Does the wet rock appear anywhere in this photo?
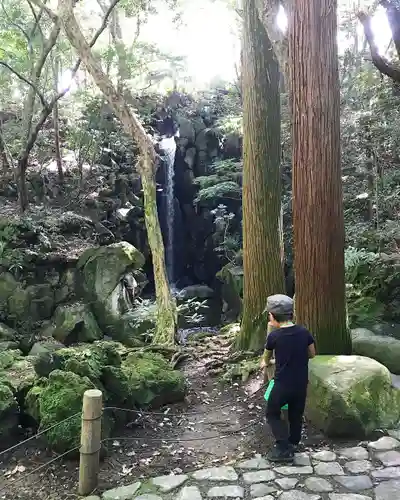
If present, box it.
[314,462,344,476]
[334,475,373,491]
[339,447,369,460]
[368,436,400,451]
[375,480,400,500]
[242,470,276,484]
[376,450,400,466]
[312,450,337,462]
[345,460,373,474]
[305,477,334,493]
[207,485,244,498]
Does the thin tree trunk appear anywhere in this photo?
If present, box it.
[58,0,177,344]
[52,55,64,186]
[289,0,351,354]
[237,0,285,352]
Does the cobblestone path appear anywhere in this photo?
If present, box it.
[87,434,400,500]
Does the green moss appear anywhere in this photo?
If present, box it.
[103,352,185,408]
[0,349,21,370]
[26,370,93,452]
[307,355,400,438]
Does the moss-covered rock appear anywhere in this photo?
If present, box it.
[7,283,55,323]
[352,328,400,375]
[0,322,18,342]
[29,338,64,357]
[33,341,125,381]
[51,303,103,344]
[120,301,157,343]
[0,381,18,436]
[26,370,94,452]
[216,263,243,320]
[307,355,400,438]
[103,352,185,408]
[77,242,145,342]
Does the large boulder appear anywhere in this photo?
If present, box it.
[307,355,400,438]
[77,242,146,342]
[25,370,97,452]
[216,264,243,320]
[352,328,400,375]
[51,302,103,345]
[103,351,186,408]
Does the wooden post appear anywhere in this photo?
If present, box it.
[78,389,102,496]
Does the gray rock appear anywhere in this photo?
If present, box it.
[237,456,270,470]
[329,495,372,500]
[252,496,274,500]
[207,485,244,498]
[176,486,202,500]
[151,474,188,492]
[305,477,333,493]
[345,460,373,474]
[388,429,400,440]
[375,480,400,500]
[250,484,277,497]
[372,467,400,479]
[135,496,162,500]
[339,447,369,460]
[102,482,141,500]
[280,492,321,500]
[243,470,276,484]
[315,462,344,476]
[312,450,337,462]
[368,436,400,451]
[102,481,142,500]
[295,452,312,466]
[376,450,400,466]
[275,477,299,490]
[192,466,238,482]
[83,497,100,500]
[334,475,373,491]
[274,466,313,475]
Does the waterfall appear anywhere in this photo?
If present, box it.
[159,135,177,286]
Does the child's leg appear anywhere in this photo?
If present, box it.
[266,382,290,447]
[287,387,307,446]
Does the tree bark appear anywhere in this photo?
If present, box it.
[58,0,177,344]
[52,55,64,186]
[237,0,285,352]
[289,0,351,354]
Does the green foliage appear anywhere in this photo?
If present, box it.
[345,248,400,326]
[194,159,241,204]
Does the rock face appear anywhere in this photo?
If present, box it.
[307,355,400,437]
[77,242,146,342]
[352,328,400,375]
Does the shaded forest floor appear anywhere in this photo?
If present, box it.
[0,357,329,500]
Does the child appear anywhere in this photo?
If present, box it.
[260,294,316,462]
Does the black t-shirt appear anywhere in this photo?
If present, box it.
[265,325,315,388]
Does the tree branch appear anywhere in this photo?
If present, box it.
[57,0,156,164]
[20,0,124,162]
[0,61,48,108]
[358,11,400,83]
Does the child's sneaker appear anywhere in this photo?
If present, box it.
[267,444,294,463]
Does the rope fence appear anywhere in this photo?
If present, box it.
[0,385,266,497]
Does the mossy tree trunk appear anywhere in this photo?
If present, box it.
[289,0,351,354]
[58,0,177,345]
[236,0,285,352]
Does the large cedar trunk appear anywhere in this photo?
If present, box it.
[237,0,285,352]
[289,0,351,354]
[59,0,177,344]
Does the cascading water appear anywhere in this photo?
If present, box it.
[159,135,177,286]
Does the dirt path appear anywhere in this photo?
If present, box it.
[0,359,326,500]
